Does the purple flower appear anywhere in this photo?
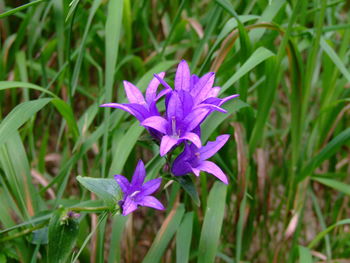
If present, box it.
[171,134,230,184]
[114,160,164,216]
[100,73,170,122]
[141,91,214,156]
[155,60,239,111]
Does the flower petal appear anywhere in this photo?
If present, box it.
[123,81,146,105]
[153,74,172,90]
[218,94,240,106]
[146,72,166,104]
[100,103,149,122]
[181,132,201,148]
[196,161,228,184]
[138,196,165,210]
[178,90,194,117]
[183,107,210,132]
[191,167,201,177]
[122,196,138,216]
[141,178,162,196]
[191,72,215,103]
[131,160,146,187]
[114,174,130,194]
[160,135,178,156]
[171,144,193,176]
[167,91,183,120]
[208,86,221,98]
[175,60,190,91]
[142,116,168,134]
[199,134,230,160]
[195,103,227,113]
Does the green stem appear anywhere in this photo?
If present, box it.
[69,206,111,213]
[0,223,46,243]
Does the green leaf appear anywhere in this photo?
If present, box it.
[0,98,51,147]
[76,176,121,207]
[0,0,46,19]
[202,99,249,142]
[174,175,200,206]
[176,212,193,263]
[220,48,275,94]
[312,177,350,196]
[198,182,227,263]
[299,127,350,181]
[48,209,79,263]
[142,204,185,263]
[0,81,57,97]
[320,37,350,83]
[51,98,80,139]
[298,246,313,263]
[30,227,48,245]
[308,219,350,249]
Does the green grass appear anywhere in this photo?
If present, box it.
[0,0,350,262]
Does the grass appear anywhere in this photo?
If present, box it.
[0,0,350,262]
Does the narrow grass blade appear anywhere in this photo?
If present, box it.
[221,47,275,94]
[299,127,350,181]
[176,212,193,263]
[298,246,313,263]
[0,98,51,147]
[0,0,46,19]
[312,177,350,196]
[142,204,185,263]
[197,182,227,263]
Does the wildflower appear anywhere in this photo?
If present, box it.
[100,72,170,122]
[114,160,164,215]
[141,91,213,156]
[171,134,230,184]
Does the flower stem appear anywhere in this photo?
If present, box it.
[69,206,111,213]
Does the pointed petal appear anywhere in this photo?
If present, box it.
[208,86,221,98]
[195,103,227,113]
[160,135,178,156]
[199,134,230,160]
[138,196,165,210]
[122,196,139,215]
[181,132,201,148]
[191,72,215,103]
[131,160,146,186]
[141,178,162,196]
[218,94,240,106]
[197,161,228,184]
[191,167,201,177]
[167,91,183,120]
[114,174,130,194]
[154,87,172,101]
[171,144,193,176]
[153,74,172,90]
[175,60,191,91]
[100,103,149,121]
[183,107,210,132]
[142,116,168,134]
[123,81,146,105]
[146,72,166,104]
[178,90,194,117]
[190,74,199,90]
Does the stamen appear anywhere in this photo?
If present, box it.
[171,116,177,136]
[195,152,200,159]
[130,190,140,198]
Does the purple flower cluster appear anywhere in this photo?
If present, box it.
[101,60,238,215]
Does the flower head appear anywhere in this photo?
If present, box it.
[171,134,230,184]
[114,160,164,215]
[100,73,170,122]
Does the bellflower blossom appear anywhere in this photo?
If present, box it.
[114,160,164,215]
[171,134,230,184]
[100,72,170,122]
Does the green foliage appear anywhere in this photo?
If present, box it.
[0,0,349,262]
